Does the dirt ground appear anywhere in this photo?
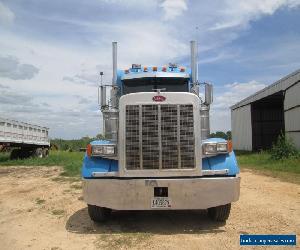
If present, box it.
[0,166,299,250]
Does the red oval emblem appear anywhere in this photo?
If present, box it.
[153,95,166,102]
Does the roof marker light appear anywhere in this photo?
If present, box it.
[169,63,177,68]
[132,64,141,69]
[180,67,185,72]
[153,66,157,71]
[143,67,148,72]
[162,66,167,72]
[124,69,129,74]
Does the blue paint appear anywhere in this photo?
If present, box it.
[81,140,118,178]
[90,139,113,145]
[202,138,240,175]
[117,67,193,95]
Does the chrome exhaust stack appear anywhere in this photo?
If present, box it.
[190,40,198,86]
[98,42,119,142]
[190,40,212,139]
[111,42,118,109]
[112,42,117,85]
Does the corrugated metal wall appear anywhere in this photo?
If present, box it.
[231,105,252,150]
[284,81,300,149]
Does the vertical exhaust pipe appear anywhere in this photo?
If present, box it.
[112,42,117,86]
[191,41,210,139]
[190,41,198,84]
[102,41,119,142]
[111,41,118,109]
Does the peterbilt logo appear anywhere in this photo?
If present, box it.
[152,95,166,102]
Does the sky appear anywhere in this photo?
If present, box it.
[0,0,300,139]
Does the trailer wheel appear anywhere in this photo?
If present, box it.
[42,148,49,158]
[208,203,231,222]
[88,205,111,222]
[34,148,43,158]
[10,149,21,160]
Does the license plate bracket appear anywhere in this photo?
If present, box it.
[151,197,172,208]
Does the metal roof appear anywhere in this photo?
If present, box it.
[231,69,300,110]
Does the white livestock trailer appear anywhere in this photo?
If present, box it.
[0,117,50,159]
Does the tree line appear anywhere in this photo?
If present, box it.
[51,134,104,151]
[209,131,232,140]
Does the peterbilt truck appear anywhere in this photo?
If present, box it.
[82,41,240,222]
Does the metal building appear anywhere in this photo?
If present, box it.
[231,69,300,151]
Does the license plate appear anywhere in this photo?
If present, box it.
[151,197,171,208]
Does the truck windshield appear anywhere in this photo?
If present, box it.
[122,77,189,94]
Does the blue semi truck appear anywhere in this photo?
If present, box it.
[82,41,240,222]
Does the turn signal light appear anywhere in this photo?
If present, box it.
[86,144,92,157]
[227,140,233,153]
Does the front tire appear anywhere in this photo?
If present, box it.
[208,203,231,222]
[88,205,111,222]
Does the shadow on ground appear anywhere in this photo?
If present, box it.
[66,208,226,235]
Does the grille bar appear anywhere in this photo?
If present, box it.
[126,104,194,170]
[177,105,181,168]
[139,105,143,169]
[158,105,162,169]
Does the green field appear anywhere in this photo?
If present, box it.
[0,151,85,176]
[0,150,299,183]
[236,151,300,184]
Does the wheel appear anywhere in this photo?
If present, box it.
[208,203,231,222]
[42,148,49,158]
[33,148,43,158]
[10,149,21,160]
[88,205,111,222]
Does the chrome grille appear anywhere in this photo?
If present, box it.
[125,105,140,169]
[125,104,194,170]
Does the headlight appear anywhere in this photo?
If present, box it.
[202,141,231,156]
[87,144,116,157]
[102,145,115,155]
[217,142,228,153]
[202,143,217,155]
[92,145,103,155]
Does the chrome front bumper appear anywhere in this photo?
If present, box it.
[83,176,240,210]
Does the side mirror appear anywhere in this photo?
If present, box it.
[204,83,213,105]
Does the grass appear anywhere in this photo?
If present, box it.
[0,151,84,176]
[96,233,152,250]
[236,151,300,184]
[51,209,65,216]
[35,198,46,205]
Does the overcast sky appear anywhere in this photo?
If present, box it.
[0,0,300,139]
